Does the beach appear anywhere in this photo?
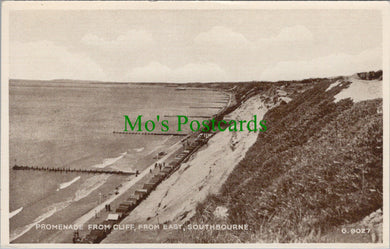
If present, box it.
[9,80,228,243]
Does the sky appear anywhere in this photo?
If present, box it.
[9,9,382,83]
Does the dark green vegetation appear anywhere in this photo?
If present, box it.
[170,75,383,243]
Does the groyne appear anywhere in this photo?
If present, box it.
[112,131,187,136]
[12,165,135,176]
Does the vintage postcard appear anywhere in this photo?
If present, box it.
[1,1,389,248]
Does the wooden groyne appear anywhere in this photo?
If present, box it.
[12,165,135,176]
[113,131,187,136]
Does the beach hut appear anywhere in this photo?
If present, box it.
[127,195,138,202]
[157,172,167,178]
[149,178,159,185]
[169,160,179,166]
[120,201,133,206]
[161,168,170,174]
[135,189,148,199]
[143,183,155,191]
[106,213,120,221]
[118,204,130,211]
[115,207,128,214]
[151,175,162,183]
[162,166,173,173]
[127,199,137,206]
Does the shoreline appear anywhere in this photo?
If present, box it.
[71,88,233,243]
[45,137,186,243]
[10,86,231,244]
[10,132,182,243]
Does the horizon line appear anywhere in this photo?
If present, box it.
[8,69,383,85]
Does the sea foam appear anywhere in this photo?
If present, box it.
[92,152,127,168]
[56,176,81,191]
[10,207,23,219]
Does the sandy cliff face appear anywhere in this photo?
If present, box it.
[104,94,268,243]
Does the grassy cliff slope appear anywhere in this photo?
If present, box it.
[170,73,383,243]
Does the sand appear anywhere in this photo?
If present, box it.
[334,77,382,103]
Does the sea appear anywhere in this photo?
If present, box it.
[9,80,228,243]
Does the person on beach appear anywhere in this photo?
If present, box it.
[155,163,157,168]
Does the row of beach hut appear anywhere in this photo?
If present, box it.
[80,133,214,243]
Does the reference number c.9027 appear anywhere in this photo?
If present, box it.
[341,228,371,234]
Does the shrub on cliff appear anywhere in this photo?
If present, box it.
[171,77,383,243]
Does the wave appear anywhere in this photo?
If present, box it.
[10,200,71,242]
[11,174,110,242]
[92,152,127,168]
[134,147,144,152]
[56,176,81,191]
[10,207,23,219]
